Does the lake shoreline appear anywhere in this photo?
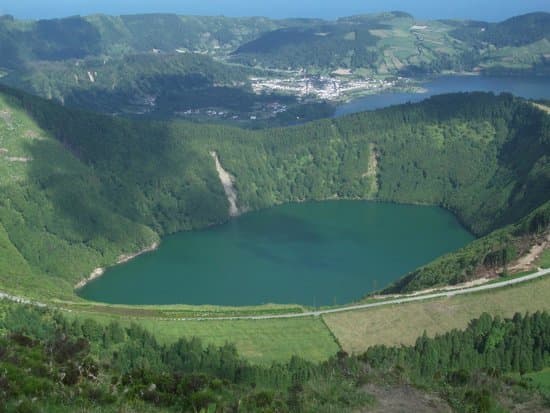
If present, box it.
[334,74,550,117]
[75,242,159,290]
[77,200,474,306]
[75,197,477,301]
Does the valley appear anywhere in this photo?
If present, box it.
[0,85,548,303]
[0,12,548,125]
[0,7,548,413]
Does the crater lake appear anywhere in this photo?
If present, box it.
[79,201,475,306]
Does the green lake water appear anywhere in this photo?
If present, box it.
[79,201,474,306]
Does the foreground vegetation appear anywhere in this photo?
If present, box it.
[1,302,549,412]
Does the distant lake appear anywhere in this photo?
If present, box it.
[335,75,550,117]
[79,201,474,306]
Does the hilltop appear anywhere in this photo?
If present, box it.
[232,12,550,74]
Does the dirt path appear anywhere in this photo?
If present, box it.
[362,384,452,413]
[74,242,159,289]
[2,264,549,322]
[532,102,550,114]
[509,234,549,272]
[362,143,379,194]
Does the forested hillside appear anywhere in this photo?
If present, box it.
[1,11,547,73]
[233,20,381,69]
[385,201,550,292]
[0,84,548,298]
[0,14,298,122]
[3,53,266,116]
[1,303,549,412]
[0,14,283,67]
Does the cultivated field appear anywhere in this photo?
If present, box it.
[323,276,550,354]
[58,272,550,364]
[64,311,339,364]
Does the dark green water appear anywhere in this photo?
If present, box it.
[79,201,474,306]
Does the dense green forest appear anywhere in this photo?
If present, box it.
[0,84,548,299]
[1,303,549,412]
[3,53,269,116]
[233,22,381,69]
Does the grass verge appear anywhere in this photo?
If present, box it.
[536,249,550,269]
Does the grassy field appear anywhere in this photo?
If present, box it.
[57,273,550,365]
[525,369,550,394]
[536,249,550,269]
[323,275,550,354]
[63,311,340,365]
[508,368,550,398]
[139,317,339,365]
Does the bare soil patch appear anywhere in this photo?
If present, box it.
[362,384,451,413]
[509,234,549,272]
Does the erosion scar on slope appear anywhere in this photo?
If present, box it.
[362,143,379,195]
[210,151,240,217]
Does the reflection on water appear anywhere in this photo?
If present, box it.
[79,201,474,306]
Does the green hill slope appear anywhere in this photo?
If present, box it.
[448,12,550,48]
[0,13,282,67]
[0,14,288,121]
[0,85,548,299]
[232,12,550,75]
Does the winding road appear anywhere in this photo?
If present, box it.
[1,268,549,321]
[170,267,550,321]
